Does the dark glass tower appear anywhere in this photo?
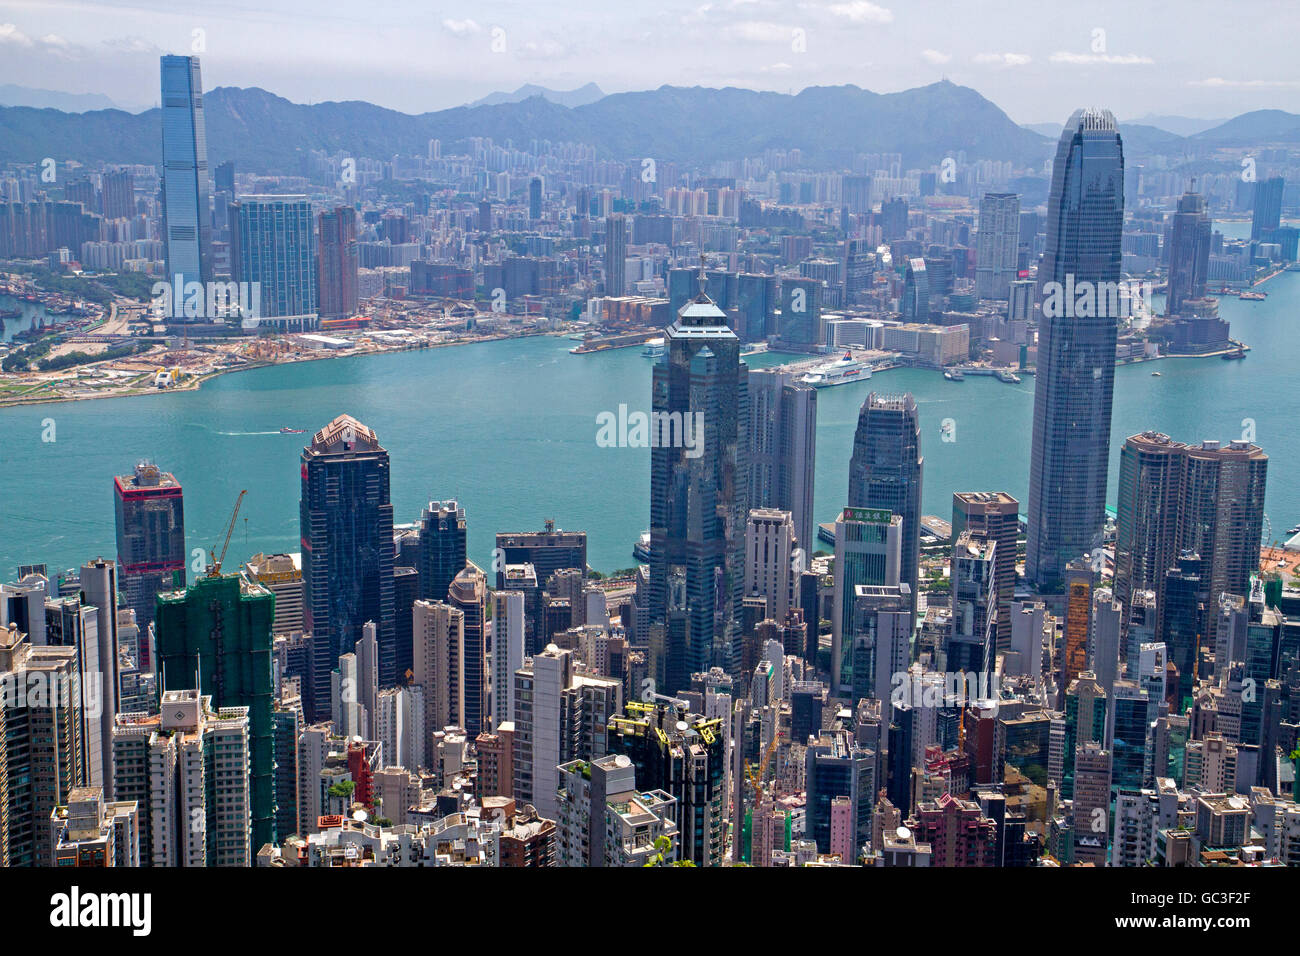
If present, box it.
[1165,189,1211,317]
[300,414,396,719]
[418,500,466,602]
[1250,176,1284,241]
[848,392,922,619]
[159,55,212,287]
[648,280,748,692]
[113,461,185,666]
[1027,108,1125,591]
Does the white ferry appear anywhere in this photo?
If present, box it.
[800,351,871,388]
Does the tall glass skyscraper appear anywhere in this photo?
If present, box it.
[648,280,748,694]
[1027,108,1125,591]
[160,55,212,287]
[1165,189,1211,317]
[113,461,185,668]
[848,392,922,620]
[300,414,396,719]
[232,195,318,330]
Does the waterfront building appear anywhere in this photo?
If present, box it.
[114,462,184,662]
[160,55,211,287]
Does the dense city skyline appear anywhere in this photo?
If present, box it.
[0,5,1297,910]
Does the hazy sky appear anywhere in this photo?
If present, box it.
[1,0,1297,122]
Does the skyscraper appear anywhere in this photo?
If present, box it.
[848,392,922,620]
[159,55,211,287]
[744,508,796,623]
[114,461,185,665]
[648,279,749,691]
[418,500,467,602]
[605,213,627,296]
[1114,432,1186,622]
[231,195,318,331]
[155,572,275,851]
[1250,176,1285,241]
[1178,438,1267,646]
[1027,108,1125,591]
[300,415,396,719]
[831,507,902,696]
[448,565,488,736]
[1165,189,1211,317]
[975,192,1020,300]
[747,367,817,553]
[316,206,359,320]
[528,176,542,221]
[952,492,1019,653]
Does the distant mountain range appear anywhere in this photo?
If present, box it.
[0,80,1049,172]
[468,83,606,109]
[1,80,1296,176]
[0,84,120,113]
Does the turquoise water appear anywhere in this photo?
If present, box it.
[1,257,1296,576]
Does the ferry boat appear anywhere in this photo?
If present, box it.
[1151,371,1161,376]
[995,369,1022,384]
[1239,291,1266,301]
[943,368,964,381]
[642,337,666,358]
[632,531,650,563]
[279,426,306,434]
[1222,347,1246,360]
[800,351,871,388]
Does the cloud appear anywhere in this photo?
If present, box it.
[763,62,793,72]
[442,18,482,37]
[1190,76,1300,88]
[681,3,714,24]
[825,1,894,23]
[0,22,33,46]
[1050,51,1154,65]
[921,49,951,65]
[101,35,162,54]
[973,52,1031,67]
[729,20,792,43]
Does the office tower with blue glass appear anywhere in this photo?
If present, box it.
[648,279,749,694]
[300,414,396,719]
[848,392,922,620]
[159,55,212,288]
[231,195,318,331]
[1027,108,1125,592]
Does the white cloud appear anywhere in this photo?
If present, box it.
[1050,51,1154,65]
[973,52,1031,67]
[825,1,894,23]
[921,48,951,65]
[729,20,791,43]
[763,61,793,72]
[1190,76,1300,88]
[0,22,33,46]
[442,18,482,37]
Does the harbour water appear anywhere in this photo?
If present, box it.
[1,251,1296,577]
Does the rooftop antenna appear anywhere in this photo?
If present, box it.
[697,259,709,299]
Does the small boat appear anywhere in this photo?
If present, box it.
[1151,371,1161,377]
[995,370,1021,384]
[279,426,306,434]
[944,368,964,381]
[1287,525,1300,536]
[1222,348,1245,361]
[1239,291,1266,301]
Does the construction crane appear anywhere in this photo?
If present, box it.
[207,489,248,577]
